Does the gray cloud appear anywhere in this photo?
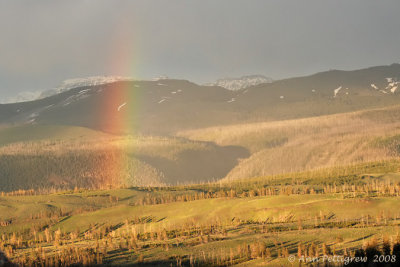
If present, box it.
[1,0,400,100]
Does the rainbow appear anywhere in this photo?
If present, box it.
[82,17,147,189]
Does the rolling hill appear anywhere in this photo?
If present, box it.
[0,125,250,191]
[1,64,400,135]
[2,64,400,266]
[1,64,400,191]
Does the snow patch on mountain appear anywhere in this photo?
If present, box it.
[29,112,39,118]
[41,76,134,99]
[152,75,169,81]
[1,91,42,104]
[59,88,93,107]
[206,75,273,91]
[384,78,399,94]
[117,102,127,111]
[1,76,135,104]
[333,86,342,97]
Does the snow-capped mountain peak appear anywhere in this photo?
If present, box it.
[152,75,169,81]
[206,75,273,90]
[1,76,135,104]
[1,91,43,104]
[39,76,134,99]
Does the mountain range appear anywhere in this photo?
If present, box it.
[204,75,273,90]
[1,64,400,135]
[0,74,269,104]
[1,63,400,191]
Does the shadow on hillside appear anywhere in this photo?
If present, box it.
[0,250,15,266]
[136,145,250,185]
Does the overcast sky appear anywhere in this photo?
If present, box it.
[1,0,400,101]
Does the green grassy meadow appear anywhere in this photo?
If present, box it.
[2,162,400,266]
[2,106,400,265]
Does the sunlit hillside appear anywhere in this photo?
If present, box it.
[2,162,400,266]
[2,103,400,192]
[0,125,249,191]
[2,77,400,266]
[179,105,400,180]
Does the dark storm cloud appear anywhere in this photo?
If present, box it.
[1,0,400,100]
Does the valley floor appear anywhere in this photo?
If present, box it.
[2,168,400,266]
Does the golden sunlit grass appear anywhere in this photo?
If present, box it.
[179,105,400,180]
[3,106,400,265]
[2,176,400,266]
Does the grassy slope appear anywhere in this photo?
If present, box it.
[0,124,110,147]
[2,166,400,265]
[3,104,400,191]
[53,194,399,233]
[0,124,250,191]
[3,103,400,265]
[178,105,400,180]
